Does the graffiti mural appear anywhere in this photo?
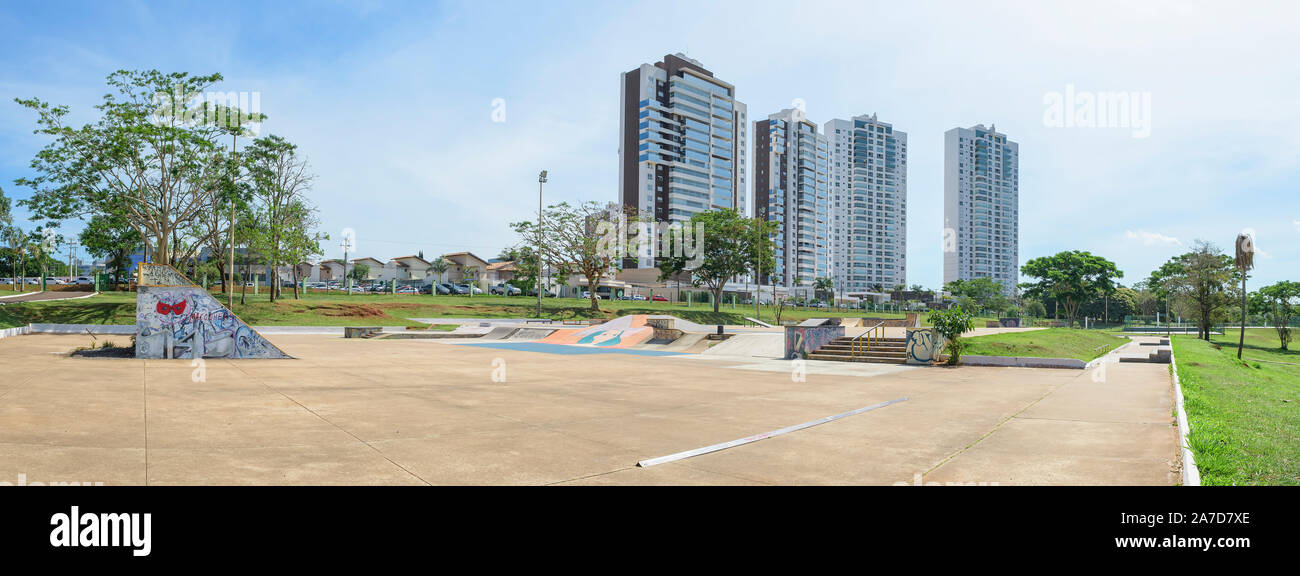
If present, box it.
[784,325,845,359]
[540,315,655,348]
[905,328,946,364]
[135,266,289,359]
[137,263,194,287]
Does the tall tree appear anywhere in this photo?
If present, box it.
[78,209,143,287]
[511,201,643,313]
[1164,240,1237,341]
[279,199,327,300]
[1020,251,1123,328]
[15,70,246,267]
[244,135,315,302]
[1257,281,1299,351]
[658,209,776,314]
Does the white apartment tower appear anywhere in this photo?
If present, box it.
[619,54,748,228]
[943,124,1020,295]
[825,114,908,296]
[754,108,829,288]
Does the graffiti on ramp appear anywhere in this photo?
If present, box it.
[135,264,289,360]
[540,315,654,348]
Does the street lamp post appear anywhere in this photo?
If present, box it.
[536,170,547,319]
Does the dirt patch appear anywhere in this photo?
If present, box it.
[310,304,389,318]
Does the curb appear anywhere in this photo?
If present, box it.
[0,290,43,301]
[1168,344,1202,486]
[0,325,31,339]
[959,355,1086,369]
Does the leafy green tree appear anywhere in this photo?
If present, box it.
[945,277,1006,313]
[0,185,11,230]
[1020,251,1123,328]
[929,308,974,366]
[657,209,776,314]
[503,247,538,293]
[15,70,253,266]
[78,209,143,287]
[511,201,644,313]
[348,263,370,284]
[1163,241,1237,341]
[244,135,315,301]
[1258,281,1299,351]
[279,199,327,299]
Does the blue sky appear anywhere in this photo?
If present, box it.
[2,0,1297,287]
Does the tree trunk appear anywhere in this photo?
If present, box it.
[292,266,300,299]
[1237,274,1246,359]
[712,285,723,313]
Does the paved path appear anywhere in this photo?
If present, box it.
[0,290,96,303]
[0,333,1177,485]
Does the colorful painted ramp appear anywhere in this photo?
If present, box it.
[539,315,655,348]
[135,263,289,359]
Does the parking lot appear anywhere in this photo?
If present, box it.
[0,333,1179,485]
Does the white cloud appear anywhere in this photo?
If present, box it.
[1294,220,1300,234]
[1125,230,1182,246]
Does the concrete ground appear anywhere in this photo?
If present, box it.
[0,333,1178,485]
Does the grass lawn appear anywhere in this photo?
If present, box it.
[1,289,956,329]
[0,290,21,297]
[1172,328,1299,486]
[961,328,1129,361]
[0,291,138,328]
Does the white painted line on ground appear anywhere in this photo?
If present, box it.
[637,397,908,468]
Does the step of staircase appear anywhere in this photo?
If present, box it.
[807,353,908,364]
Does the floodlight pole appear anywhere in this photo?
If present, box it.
[536,170,547,319]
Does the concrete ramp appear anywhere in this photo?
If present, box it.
[135,264,289,359]
[699,333,784,359]
[479,326,520,340]
[539,314,655,348]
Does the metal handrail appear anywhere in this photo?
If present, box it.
[851,321,887,357]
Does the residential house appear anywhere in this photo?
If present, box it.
[391,255,431,282]
[441,252,490,289]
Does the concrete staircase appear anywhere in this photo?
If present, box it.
[806,336,910,364]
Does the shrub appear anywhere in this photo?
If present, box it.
[929,308,974,366]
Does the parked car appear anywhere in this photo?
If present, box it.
[490,283,521,296]
[395,285,418,294]
[454,284,484,295]
[581,291,602,300]
[651,295,668,302]
[74,276,93,285]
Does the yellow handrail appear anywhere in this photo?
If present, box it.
[852,322,886,358]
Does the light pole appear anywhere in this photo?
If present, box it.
[536,170,547,319]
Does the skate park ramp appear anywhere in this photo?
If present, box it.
[478,325,561,340]
[539,314,655,348]
[135,263,289,359]
[699,333,785,359]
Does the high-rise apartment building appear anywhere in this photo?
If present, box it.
[618,54,748,231]
[943,124,1020,295]
[825,114,908,295]
[754,108,829,288]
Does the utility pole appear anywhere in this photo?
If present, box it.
[536,170,547,319]
[228,132,238,310]
[341,235,354,295]
[67,241,78,281]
